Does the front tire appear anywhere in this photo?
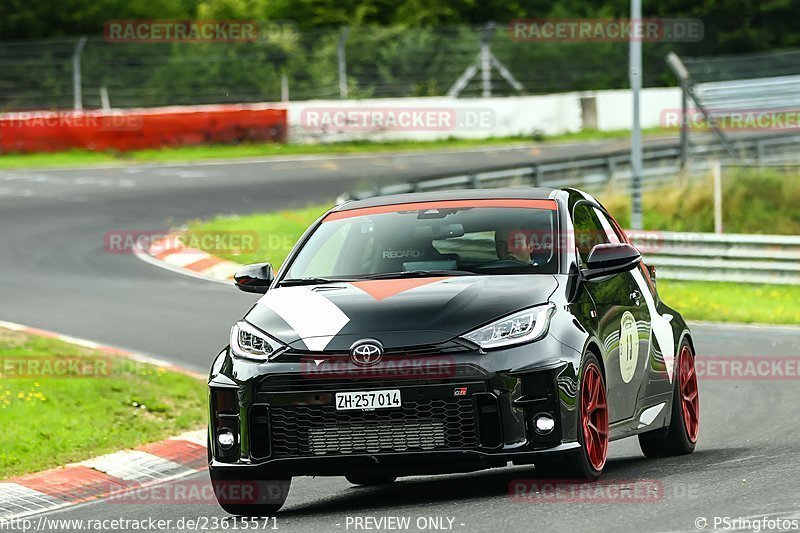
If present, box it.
[209,467,291,516]
[536,353,609,480]
[639,340,699,458]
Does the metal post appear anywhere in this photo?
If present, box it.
[72,36,88,111]
[666,52,691,174]
[281,71,289,102]
[712,161,723,234]
[607,156,617,183]
[338,27,350,99]
[756,141,765,162]
[99,86,110,110]
[480,26,492,98]
[679,78,689,174]
[687,91,738,159]
[629,0,643,230]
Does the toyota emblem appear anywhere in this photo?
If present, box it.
[350,340,384,366]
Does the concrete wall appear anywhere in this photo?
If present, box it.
[592,87,682,131]
[285,87,681,143]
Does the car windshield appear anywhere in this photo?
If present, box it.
[285,200,559,280]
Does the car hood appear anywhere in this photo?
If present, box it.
[244,275,558,352]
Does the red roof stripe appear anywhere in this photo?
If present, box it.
[325,199,557,221]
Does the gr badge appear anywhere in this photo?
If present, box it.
[619,311,639,383]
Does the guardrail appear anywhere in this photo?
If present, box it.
[339,132,800,202]
[338,132,800,285]
[627,231,800,285]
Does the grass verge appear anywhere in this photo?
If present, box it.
[0,127,670,170]
[599,168,800,235]
[0,328,205,479]
[188,203,800,326]
[657,281,800,325]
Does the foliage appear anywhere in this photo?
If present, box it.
[600,168,800,235]
[2,1,800,110]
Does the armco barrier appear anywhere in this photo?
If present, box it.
[0,104,287,153]
[627,230,800,285]
[339,133,800,203]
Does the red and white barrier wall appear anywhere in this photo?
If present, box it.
[0,86,681,153]
[0,104,287,153]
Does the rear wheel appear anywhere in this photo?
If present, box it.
[536,353,609,480]
[639,340,699,458]
[345,473,397,486]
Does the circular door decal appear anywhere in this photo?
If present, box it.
[619,311,639,383]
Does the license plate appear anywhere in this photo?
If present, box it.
[335,390,402,411]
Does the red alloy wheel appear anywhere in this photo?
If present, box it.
[581,362,609,471]
[678,345,700,443]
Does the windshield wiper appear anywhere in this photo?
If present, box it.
[279,277,356,286]
[355,270,476,280]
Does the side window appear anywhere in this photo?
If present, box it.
[572,204,611,265]
[593,208,625,244]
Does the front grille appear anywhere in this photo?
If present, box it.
[269,398,478,457]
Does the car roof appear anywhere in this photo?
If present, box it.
[333,187,561,212]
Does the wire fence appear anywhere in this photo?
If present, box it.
[682,48,800,84]
[0,24,688,111]
[663,47,800,164]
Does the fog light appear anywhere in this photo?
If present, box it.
[533,414,555,435]
[217,429,236,449]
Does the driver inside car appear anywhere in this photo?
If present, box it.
[495,227,544,265]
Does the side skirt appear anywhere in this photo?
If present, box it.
[609,391,673,441]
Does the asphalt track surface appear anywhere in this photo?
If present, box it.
[1,139,799,533]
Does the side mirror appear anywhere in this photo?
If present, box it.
[234,263,274,294]
[583,243,641,280]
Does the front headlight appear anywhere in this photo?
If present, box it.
[230,321,285,362]
[461,303,556,350]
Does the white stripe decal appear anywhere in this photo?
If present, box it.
[631,268,676,383]
[257,287,350,351]
[639,402,666,428]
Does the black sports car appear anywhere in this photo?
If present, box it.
[207,188,699,516]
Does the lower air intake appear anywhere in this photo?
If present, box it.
[269,398,478,457]
[308,421,446,455]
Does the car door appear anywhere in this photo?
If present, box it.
[572,203,652,423]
